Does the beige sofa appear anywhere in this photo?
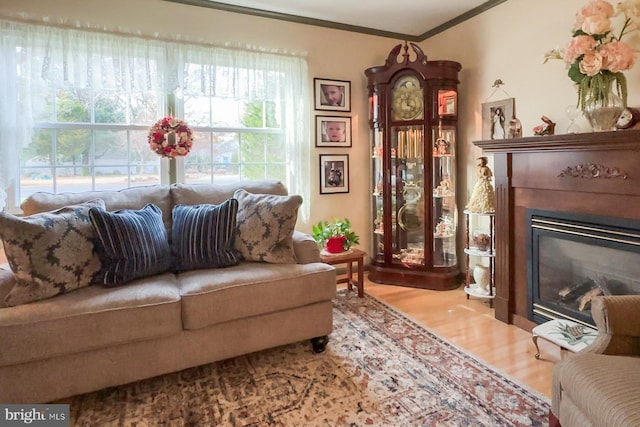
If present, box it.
[0,180,336,403]
[550,295,640,427]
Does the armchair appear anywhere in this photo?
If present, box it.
[550,295,640,427]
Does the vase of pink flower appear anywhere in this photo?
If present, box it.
[545,0,639,131]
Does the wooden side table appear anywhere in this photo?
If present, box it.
[320,248,365,297]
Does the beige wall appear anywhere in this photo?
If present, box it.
[1,0,638,262]
[422,0,640,197]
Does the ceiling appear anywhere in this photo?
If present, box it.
[166,0,507,41]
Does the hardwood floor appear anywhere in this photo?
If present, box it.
[343,277,560,399]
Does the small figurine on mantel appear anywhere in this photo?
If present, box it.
[466,156,495,214]
[533,115,556,136]
[508,117,522,138]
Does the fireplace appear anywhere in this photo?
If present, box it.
[474,130,640,331]
[527,209,640,327]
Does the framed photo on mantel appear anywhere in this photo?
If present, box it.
[482,98,515,140]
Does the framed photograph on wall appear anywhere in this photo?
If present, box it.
[482,98,515,140]
[314,78,351,112]
[315,116,352,147]
[319,154,349,194]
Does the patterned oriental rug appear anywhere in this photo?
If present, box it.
[70,290,550,426]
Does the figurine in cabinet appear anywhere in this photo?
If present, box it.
[466,156,495,214]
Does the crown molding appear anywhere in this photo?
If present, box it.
[162,0,507,41]
[418,0,508,40]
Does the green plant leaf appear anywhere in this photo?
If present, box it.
[311,217,360,250]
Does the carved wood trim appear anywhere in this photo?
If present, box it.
[558,163,629,179]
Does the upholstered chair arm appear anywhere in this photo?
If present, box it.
[583,295,640,356]
[292,231,321,264]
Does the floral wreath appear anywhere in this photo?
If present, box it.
[148,116,194,158]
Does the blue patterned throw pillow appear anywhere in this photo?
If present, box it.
[172,199,242,271]
[89,204,172,286]
[233,189,302,264]
[0,199,105,306]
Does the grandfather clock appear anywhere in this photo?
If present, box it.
[366,42,461,290]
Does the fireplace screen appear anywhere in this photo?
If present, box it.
[527,209,640,327]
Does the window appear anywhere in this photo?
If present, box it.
[23,85,162,198]
[182,63,286,185]
[0,20,310,219]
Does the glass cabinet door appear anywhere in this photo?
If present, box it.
[394,125,425,268]
[432,125,457,267]
[372,128,385,264]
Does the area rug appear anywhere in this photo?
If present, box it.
[70,290,550,426]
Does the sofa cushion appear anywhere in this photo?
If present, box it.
[0,199,105,306]
[21,185,173,236]
[172,200,242,271]
[90,204,173,286]
[557,353,640,427]
[177,262,336,330]
[170,180,288,206]
[0,273,181,367]
[233,189,302,264]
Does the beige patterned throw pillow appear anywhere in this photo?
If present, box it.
[233,189,302,264]
[0,199,105,306]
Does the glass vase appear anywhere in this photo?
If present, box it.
[582,80,624,132]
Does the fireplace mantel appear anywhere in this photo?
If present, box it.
[474,130,640,331]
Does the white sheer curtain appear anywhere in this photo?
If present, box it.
[176,44,311,220]
[0,21,34,212]
[0,19,310,219]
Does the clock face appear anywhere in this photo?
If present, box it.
[618,109,633,127]
[616,107,640,129]
[392,76,424,121]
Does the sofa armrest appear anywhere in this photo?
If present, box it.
[0,267,15,309]
[584,295,640,356]
[293,231,321,264]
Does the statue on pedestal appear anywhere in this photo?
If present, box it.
[466,156,495,214]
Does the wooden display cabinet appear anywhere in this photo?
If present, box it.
[365,43,461,290]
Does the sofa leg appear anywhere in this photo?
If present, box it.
[311,336,329,353]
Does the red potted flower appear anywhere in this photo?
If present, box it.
[312,218,360,254]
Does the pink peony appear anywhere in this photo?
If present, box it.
[581,15,612,34]
[601,40,637,71]
[574,0,615,30]
[580,51,605,75]
[563,35,597,64]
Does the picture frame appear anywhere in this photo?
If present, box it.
[438,90,457,116]
[315,116,352,147]
[319,154,349,194]
[482,98,515,140]
[314,78,351,112]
